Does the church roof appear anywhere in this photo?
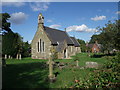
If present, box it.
[70,37,80,47]
[44,26,74,45]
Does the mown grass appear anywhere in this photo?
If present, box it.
[3,53,108,88]
[55,53,108,67]
[3,60,49,88]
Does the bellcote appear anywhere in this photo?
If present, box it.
[38,13,44,25]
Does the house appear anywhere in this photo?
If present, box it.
[86,41,102,53]
[31,13,81,59]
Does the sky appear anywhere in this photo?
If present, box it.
[2,2,119,43]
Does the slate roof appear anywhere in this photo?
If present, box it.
[86,44,94,48]
[86,43,102,49]
[44,26,74,45]
[70,37,80,47]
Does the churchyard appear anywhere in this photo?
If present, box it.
[3,53,109,88]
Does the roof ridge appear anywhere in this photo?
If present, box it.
[44,26,65,32]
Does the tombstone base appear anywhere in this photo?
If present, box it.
[48,75,56,83]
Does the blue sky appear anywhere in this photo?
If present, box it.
[2,2,119,43]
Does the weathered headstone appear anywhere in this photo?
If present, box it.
[85,62,98,68]
[19,54,21,60]
[16,54,18,59]
[8,55,11,59]
[5,54,7,59]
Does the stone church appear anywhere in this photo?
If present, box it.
[31,13,81,59]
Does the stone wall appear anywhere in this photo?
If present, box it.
[57,46,73,59]
[31,25,52,59]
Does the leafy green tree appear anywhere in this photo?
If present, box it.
[0,13,12,33]
[90,20,120,53]
[89,35,101,44]
[21,41,31,57]
[1,13,32,58]
[77,39,86,52]
[2,32,23,57]
[113,20,120,50]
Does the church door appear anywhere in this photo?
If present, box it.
[64,49,67,58]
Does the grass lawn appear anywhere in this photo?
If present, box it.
[3,53,108,88]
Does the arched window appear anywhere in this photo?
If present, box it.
[43,42,44,52]
[40,39,42,52]
[38,42,39,52]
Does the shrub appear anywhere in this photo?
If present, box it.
[90,52,120,88]
[74,52,120,88]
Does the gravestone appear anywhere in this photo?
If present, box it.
[8,55,11,59]
[5,54,7,59]
[85,62,98,68]
[16,54,18,59]
[16,54,22,60]
[19,54,21,60]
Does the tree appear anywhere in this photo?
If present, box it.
[77,39,86,52]
[2,32,23,57]
[114,20,120,50]
[1,13,31,58]
[0,13,12,33]
[21,41,31,57]
[89,35,101,44]
[90,20,120,53]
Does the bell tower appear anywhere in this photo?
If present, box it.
[38,13,44,26]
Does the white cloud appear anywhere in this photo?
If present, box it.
[10,12,28,24]
[29,2,50,11]
[47,19,53,22]
[2,2,25,7]
[2,1,50,11]
[91,15,106,21]
[116,11,120,14]
[49,24,61,29]
[66,24,97,32]
[29,40,32,44]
